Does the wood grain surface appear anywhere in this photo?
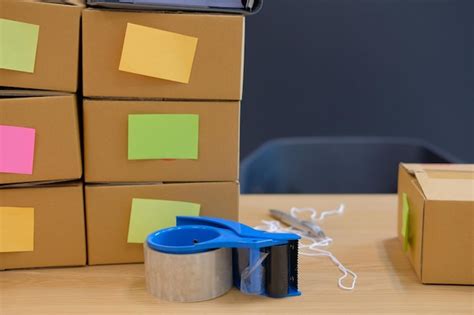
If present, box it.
[1,194,472,314]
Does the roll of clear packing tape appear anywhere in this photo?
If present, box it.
[144,244,233,302]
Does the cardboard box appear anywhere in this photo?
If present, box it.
[397,164,474,285]
[0,95,82,185]
[0,0,82,92]
[83,99,240,183]
[0,183,86,270]
[85,182,239,265]
[82,9,244,99]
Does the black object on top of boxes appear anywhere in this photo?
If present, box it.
[87,0,263,15]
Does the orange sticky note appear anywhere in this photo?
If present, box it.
[119,23,198,83]
[0,206,34,253]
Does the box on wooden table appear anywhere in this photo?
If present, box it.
[397,163,474,285]
[85,182,239,265]
[82,9,245,99]
[83,99,240,183]
[0,0,83,92]
[0,94,82,185]
[0,182,86,270]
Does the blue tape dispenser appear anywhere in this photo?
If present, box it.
[146,216,301,298]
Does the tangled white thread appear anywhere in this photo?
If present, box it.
[254,204,357,291]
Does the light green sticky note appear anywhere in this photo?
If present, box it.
[0,18,40,73]
[401,193,410,251]
[127,198,201,243]
[128,114,199,160]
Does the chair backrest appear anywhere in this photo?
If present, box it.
[240,137,462,194]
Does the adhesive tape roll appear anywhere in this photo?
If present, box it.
[144,244,233,302]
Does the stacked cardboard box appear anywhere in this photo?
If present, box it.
[397,164,474,285]
[81,9,244,264]
[0,1,85,270]
[0,0,82,92]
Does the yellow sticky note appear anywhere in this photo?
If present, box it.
[119,23,198,83]
[401,193,410,251]
[0,207,34,253]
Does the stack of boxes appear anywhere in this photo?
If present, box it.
[82,9,244,265]
[0,0,85,269]
[1,1,245,268]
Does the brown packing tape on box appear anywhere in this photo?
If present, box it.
[82,9,245,99]
[0,95,82,185]
[397,163,474,285]
[85,182,239,265]
[0,0,82,92]
[83,99,240,183]
[0,182,86,270]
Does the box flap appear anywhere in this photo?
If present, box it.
[402,164,474,201]
[0,88,68,98]
[0,179,81,189]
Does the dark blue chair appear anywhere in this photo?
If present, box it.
[240,137,462,194]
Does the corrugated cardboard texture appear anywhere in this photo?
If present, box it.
[0,183,86,270]
[85,182,239,265]
[398,163,474,285]
[422,200,473,284]
[0,95,82,185]
[83,99,240,183]
[0,0,82,92]
[82,9,244,99]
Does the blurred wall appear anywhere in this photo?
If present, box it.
[241,0,474,162]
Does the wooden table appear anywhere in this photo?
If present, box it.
[1,195,472,314]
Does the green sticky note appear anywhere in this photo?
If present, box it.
[128,114,199,160]
[127,198,201,243]
[401,193,410,251]
[0,18,40,73]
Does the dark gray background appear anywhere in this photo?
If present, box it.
[241,0,473,162]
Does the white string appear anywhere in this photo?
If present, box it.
[255,204,357,291]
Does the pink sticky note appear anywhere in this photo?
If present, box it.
[0,125,36,175]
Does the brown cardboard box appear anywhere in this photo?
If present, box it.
[0,0,82,92]
[0,183,86,270]
[397,164,474,285]
[83,99,240,183]
[0,95,82,185]
[82,9,244,99]
[85,181,239,265]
